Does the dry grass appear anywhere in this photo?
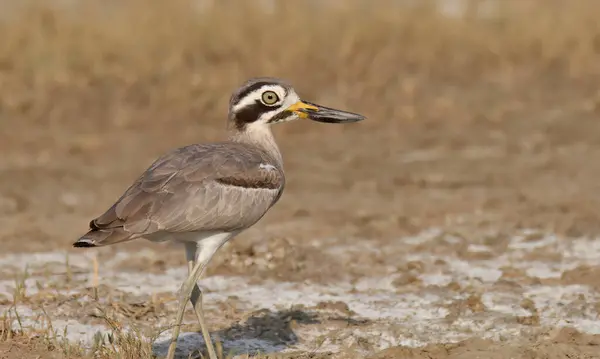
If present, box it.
[1,265,320,358]
[1,0,600,136]
[2,0,600,358]
[1,306,318,359]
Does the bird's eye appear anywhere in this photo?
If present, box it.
[261,91,280,105]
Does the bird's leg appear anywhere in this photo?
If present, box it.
[166,235,230,359]
[166,257,206,359]
[92,253,99,301]
[184,242,218,359]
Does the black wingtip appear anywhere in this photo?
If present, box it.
[73,240,96,248]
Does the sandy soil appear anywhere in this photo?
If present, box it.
[2,76,600,358]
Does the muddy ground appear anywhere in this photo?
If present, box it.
[2,2,600,358]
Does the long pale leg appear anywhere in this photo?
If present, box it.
[184,242,218,359]
[92,253,99,301]
[166,233,232,359]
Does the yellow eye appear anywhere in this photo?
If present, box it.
[261,91,280,105]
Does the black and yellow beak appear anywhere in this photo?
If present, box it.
[286,101,366,123]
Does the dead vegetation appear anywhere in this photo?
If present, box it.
[3,0,600,358]
[1,0,600,137]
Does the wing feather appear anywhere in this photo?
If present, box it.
[75,142,284,247]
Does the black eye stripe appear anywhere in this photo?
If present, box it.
[267,110,292,123]
[230,82,292,129]
[236,82,272,100]
[235,83,283,104]
[233,101,279,130]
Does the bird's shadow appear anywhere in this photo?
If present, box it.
[152,308,320,359]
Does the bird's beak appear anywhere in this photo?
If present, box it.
[286,101,366,123]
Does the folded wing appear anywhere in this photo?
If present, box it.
[74,143,284,247]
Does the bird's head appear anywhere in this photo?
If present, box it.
[228,77,366,131]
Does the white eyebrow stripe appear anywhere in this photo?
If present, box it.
[232,85,287,113]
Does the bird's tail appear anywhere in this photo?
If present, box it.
[72,228,135,248]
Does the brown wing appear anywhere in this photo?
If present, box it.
[74,143,284,247]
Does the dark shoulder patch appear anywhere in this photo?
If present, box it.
[215,175,280,190]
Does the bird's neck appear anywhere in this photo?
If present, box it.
[228,124,283,167]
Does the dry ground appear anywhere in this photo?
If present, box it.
[2,1,600,358]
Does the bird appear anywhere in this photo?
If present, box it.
[72,77,366,359]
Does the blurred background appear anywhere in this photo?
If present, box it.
[2,1,600,358]
[3,0,600,251]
